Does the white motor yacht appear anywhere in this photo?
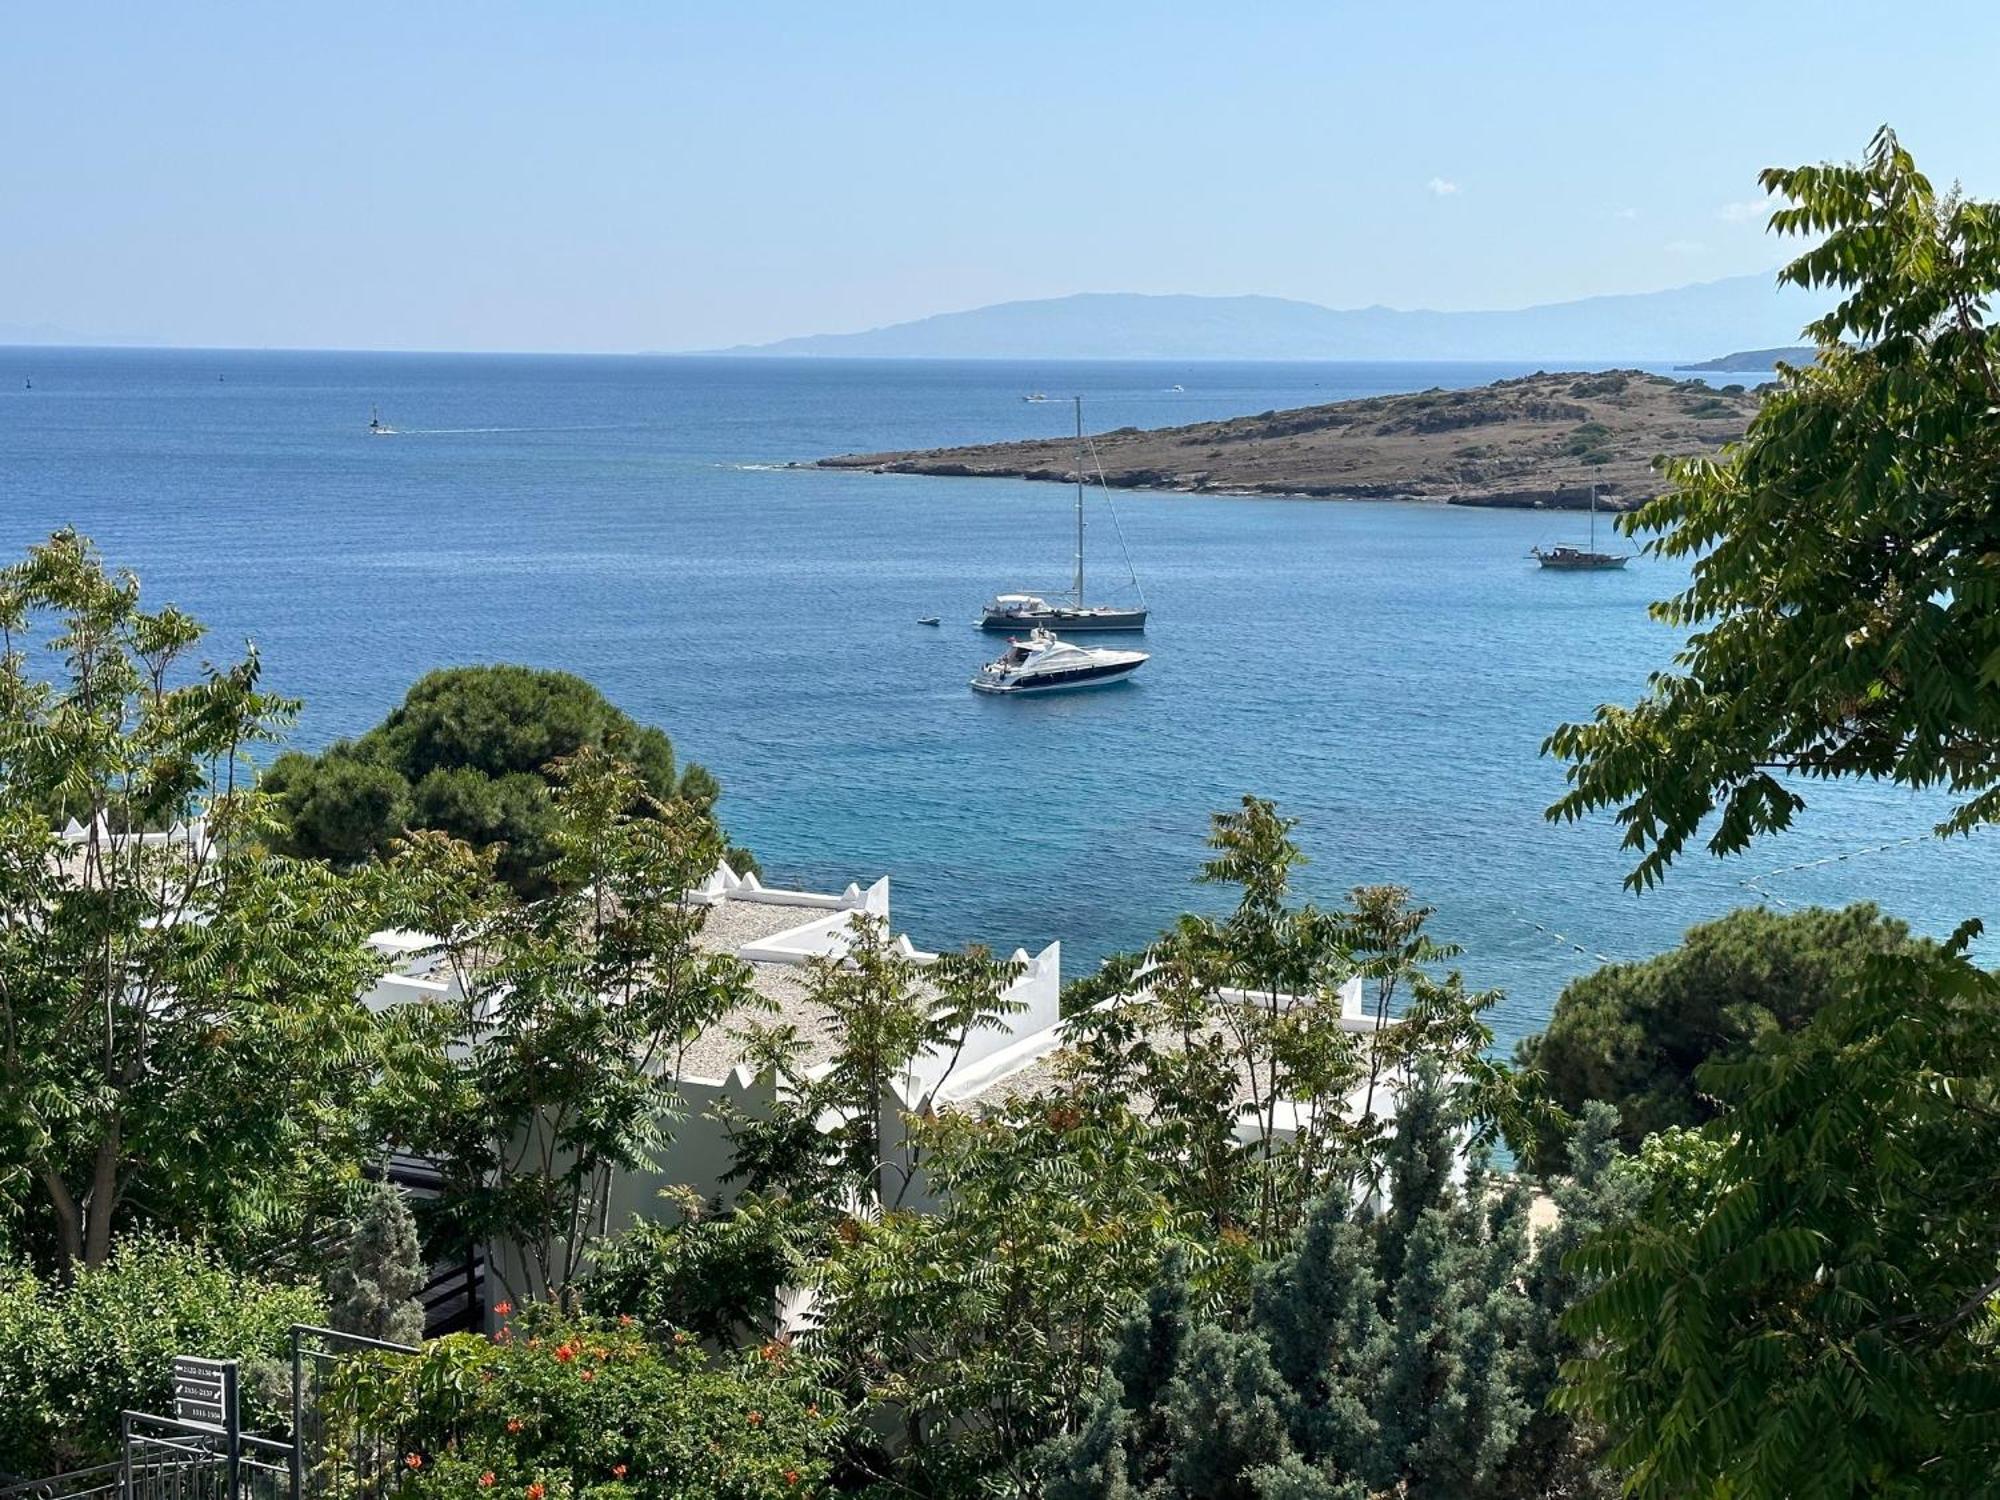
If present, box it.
[970,628,1149,695]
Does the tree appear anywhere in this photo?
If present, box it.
[1062,798,1523,1247]
[1516,903,1923,1164]
[1543,130,2000,1496]
[1545,126,2000,889]
[326,1181,427,1347]
[265,664,755,897]
[0,530,397,1271]
[1558,933,2000,1497]
[1038,1079,1588,1500]
[808,1091,1215,1497]
[376,748,754,1305]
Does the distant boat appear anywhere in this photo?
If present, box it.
[979,396,1149,632]
[971,628,1148,695]
[369,404,398,436]
[1168,383,1184,392]
[1023,392,1050,403]
[916,616,941,626]
[1532,485,1628,570]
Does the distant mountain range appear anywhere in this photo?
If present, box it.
[719,274,1822,362]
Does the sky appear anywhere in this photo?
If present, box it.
[3,2,1996,353]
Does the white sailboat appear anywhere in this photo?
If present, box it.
[979,396,1149,631]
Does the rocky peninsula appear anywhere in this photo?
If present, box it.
[817,369,1761,510]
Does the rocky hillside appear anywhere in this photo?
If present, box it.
[817,370,1762,510]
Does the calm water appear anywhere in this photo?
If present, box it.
[3,348,1991,1050]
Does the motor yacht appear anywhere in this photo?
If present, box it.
[970,628,1149,695]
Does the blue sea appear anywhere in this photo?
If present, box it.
[3,348,1991,1052]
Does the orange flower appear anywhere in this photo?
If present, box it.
[505,1419,523,1435]
[610,1465,626,1480]
[784,1471,800,1488]
[404,1454,424,1471]
[493,1328,512,1344]
[493,1301,513,1317]
[747,1410,764,1427]
[526,1485,544,1500]
[578,1369,595,1382]
[617,1314,633,1328]
[478,1475,495,1490]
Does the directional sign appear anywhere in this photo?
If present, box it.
[171,1356,237,1430]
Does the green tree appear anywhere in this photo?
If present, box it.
[1546,129,2000,1497]
[1063,798,1523,1247]
[266,664,755,897]
[1558,933,2000,1497]
[809,1092,1214,1497]
[326,1180,427,1347]
[1545,126,2000,888]
[376,748,754,1305]
[1039,1083,1584,1500]
[0,530,396,1270]
[1516,903,1923,1163]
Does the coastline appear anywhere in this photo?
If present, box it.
[816,368,1760,512]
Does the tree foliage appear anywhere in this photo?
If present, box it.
[1545,126,2000,888]
[1557,933,2000,1497]
[1515,902,1922,1164]
[376,748,755,1304]
[1544,130,2000,1497]
[1062,797,1529,1248]
[326,1180,428,1348]
[325,1303,840,1500]
[1037,1083,1635,1500]
[0,1235,323,1475]
[0,529,397,1270]
[266,664,755,897]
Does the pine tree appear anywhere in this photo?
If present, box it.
[325,1180,426,1346]
[1252,1193,1384,1477]
[1501,1101,1636,1499]
[1159,1323,1294,1500]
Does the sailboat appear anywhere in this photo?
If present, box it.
[979,397,1149,631]
[1531,485,1628,570]
[369,404,397,436]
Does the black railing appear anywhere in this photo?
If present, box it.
[290,1326,421,1500]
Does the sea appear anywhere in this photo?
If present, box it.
[3,348,1992,1053]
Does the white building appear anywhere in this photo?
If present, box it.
[358,860,1408,1307]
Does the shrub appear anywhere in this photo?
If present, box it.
[0,1236,324,1476]
[328,1304,840,1500]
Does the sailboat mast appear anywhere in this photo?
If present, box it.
[1074,395,1085,605]
[1589,483,1596,551]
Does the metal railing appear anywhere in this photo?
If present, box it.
[4,1324,425,1500]
[290,1327,421,1500]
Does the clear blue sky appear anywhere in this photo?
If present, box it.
[4,2,1995,353]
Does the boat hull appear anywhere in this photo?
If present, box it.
[978,606,1148,632]
[1533,554,1627,570]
